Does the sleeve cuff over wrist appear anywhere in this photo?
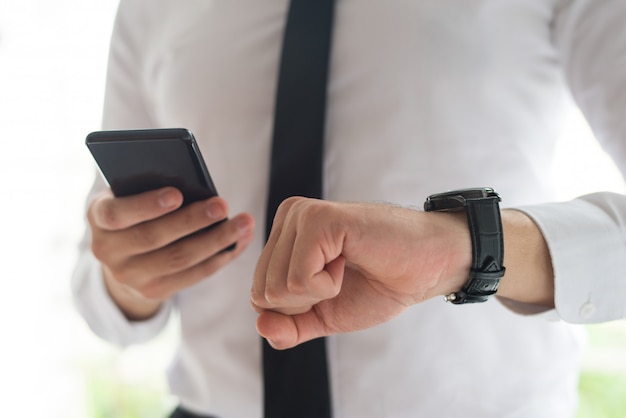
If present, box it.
[72,252,173,346]
[517,193,626,323]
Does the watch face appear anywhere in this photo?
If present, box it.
[428,187,495,200]
[424,187,498,212]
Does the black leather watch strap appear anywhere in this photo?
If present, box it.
[458,196,505,303]
[424,188,505,304]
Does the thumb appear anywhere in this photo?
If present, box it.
[256,308,329,350]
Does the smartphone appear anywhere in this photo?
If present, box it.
[86,128,219,205]
[86,128,235,250]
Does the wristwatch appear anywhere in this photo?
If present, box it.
[424,188,506,304]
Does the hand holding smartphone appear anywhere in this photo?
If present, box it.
[83,128,252,319]
[86,127,236,250]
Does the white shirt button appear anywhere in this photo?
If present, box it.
[579,302,596,319]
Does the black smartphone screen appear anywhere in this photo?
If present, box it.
[86,128,219,205]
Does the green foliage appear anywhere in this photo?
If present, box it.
[577,372,626,418]
[86,370,173,418]
[576,322,626,418]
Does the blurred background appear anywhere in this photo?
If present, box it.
[0,1,624,417]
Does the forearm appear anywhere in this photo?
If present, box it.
[496,209,555,309]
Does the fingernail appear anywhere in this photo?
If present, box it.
[158,190,178,208]
[206,202,223,219]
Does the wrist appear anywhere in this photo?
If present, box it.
[423,211,473,300]
[423,209,555,309]
[496,209,555,308]
[102,267,163,321]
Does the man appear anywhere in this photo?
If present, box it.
[73,0,626,416]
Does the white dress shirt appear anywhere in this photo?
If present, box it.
[72,0,626,417]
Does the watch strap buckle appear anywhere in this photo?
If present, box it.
[444,267,506,304]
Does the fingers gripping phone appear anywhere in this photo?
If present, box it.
[86,128,235,250]
[86,128,219,203]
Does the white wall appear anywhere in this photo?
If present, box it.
[0,1,174,416]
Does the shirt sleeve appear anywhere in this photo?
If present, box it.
[552,0,626,163]
[71,0,171,347]
[513,0,626,324]
[519,194,626,323]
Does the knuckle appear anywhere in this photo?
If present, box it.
[196,222,237,255]
[285,276,308,295]
[179,204,206,230]
[95,199,122,230]
[86,199,101,227]
[276,196,305,219]
[329,282,341,298]
[263,287,285,306]
[176,205,194,227]
[90,236,108,262]
[165,245,195,271]
[250,290,263,307]
[282,195,304,208]
[288,198,331,228]
[131,224,160,249]
[299,199,328,220]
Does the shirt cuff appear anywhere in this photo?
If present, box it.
[517,192,626,323]
[72,252,172,347]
